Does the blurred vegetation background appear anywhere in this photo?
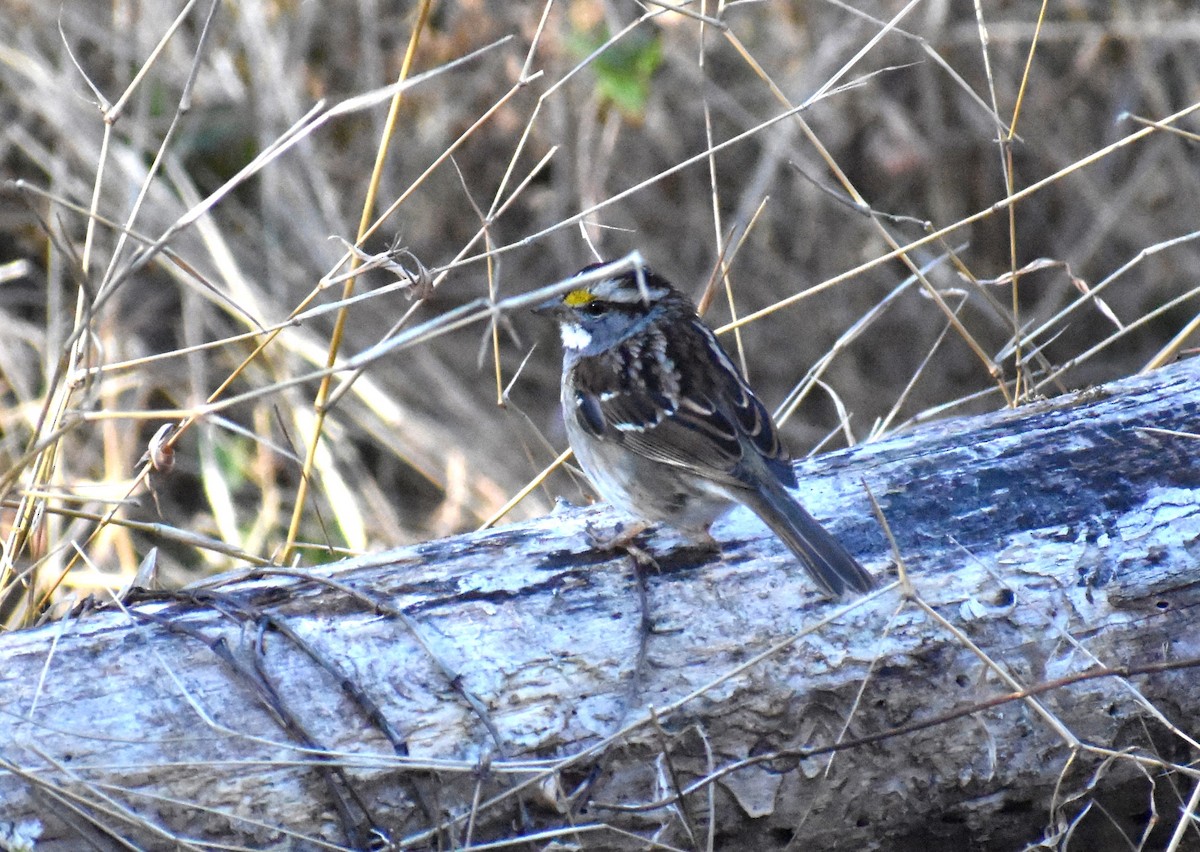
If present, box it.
[1,0,1197,624]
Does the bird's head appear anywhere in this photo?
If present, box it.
[535,262,684,354]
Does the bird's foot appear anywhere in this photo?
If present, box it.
[584,519,650,553]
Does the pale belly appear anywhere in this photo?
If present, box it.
[562,388,734,535]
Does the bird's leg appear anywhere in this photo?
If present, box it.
[582,519,684,638]
[685,524,721,552]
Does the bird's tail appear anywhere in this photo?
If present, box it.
[741,478,875,599]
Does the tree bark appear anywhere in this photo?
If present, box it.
[2,359,1200,851]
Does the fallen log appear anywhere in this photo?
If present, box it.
[2,358,1199,850]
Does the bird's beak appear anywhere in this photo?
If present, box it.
[532,296,564,317]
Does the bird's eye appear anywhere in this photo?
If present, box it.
[580,301,607,317]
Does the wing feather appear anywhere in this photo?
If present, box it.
[569,312,793,488]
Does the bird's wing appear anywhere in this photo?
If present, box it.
[569,317,794,488]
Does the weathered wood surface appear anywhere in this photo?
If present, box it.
[2,359,1199,851]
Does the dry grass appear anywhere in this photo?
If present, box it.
[0,0,1198,753]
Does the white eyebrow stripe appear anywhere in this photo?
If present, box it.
[593,276,669,304]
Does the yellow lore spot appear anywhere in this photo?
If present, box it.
[563,289,595,307]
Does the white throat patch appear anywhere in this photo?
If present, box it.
[560,323,592,351]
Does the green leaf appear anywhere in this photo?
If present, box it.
[569,26,663,120]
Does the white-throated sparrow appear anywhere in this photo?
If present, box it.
[536,260,875,598]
